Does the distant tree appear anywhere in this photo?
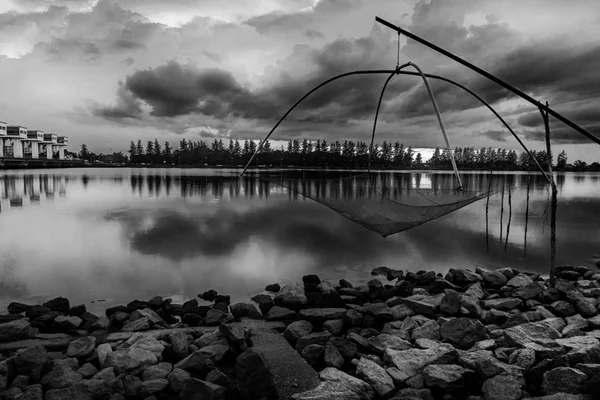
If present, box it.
[233,140,241,157]
[430,147,441,168]
[243,140,250,155]
[415,153,423,166]
[136,140,144,156]
[262,139,271,152]
[315,139,322,152]
[573,160,587,170]
[80,144,90,160]
[292,139,300,154]
[321,139,328,152]
[154,139,161,156]
[128,141,136,158]
[146,141,154,156]
[249,140,257,154]
[287,140,293,153]
[179,138,188,152]
[228,139,234,155]
[301,138,309,154]
[163,142,172,159]
[557,150,568,169]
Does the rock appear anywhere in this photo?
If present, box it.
[96,343,112,369]
[417,271,437,286]
[142,362,172,381]
[390,388,434,399]
[440,318,486,349]
[556,336,600,351]
[482,372,526,400]
[25,305,52,319]
[180,378,226,400]
[206,368,235,393]
[483,298,522,310]
[199,290,218,302]
[7,302,32,314]
[267,306,296,321]
[542,367,587,394]
[550,301,577,317]
[383,344,457,383]
[567,291,597,317]
[10,374,29,390]
[423,364,471,390]
[507,274,534,288]
[66,337,96,358]
[296,331,332,353]
[284,320,313,344]
[274,284,308,310]
[231,302,262,320]
[452,269,481,285]
[323,319,345,335]
[374,334,412,352]
[219,323,247,349]
[130,308,162,324]
[106,347,158,374]
[458,350,519,379]
[41,365,83,389]
[13,345,48,382]
[301,344,324,367]
[504,321,562,346]
[122,317,151,332]
[299,308,347,323]
[508,348,536,370]
[236,348,276,400]
[440,289,462,315]
[575,363,600,377]
[43,297,70,314]
[514,282,545,300]
[480,270,508,287]
[401,298,436,316]
[251,294,274,315]
[77,363,98,379]
[54,316,82,330]
[139,378,169,397]
[266,283,281,293]
[0,319,31,342]
[168,331,189,359]
[168,368,191,393]
[174,349,215,374]
[331,337,357,361]
[292,367,375,400]
[356,357,395,397]
[124,375,142,396]
[324,342,344,368]
[411,320,440,341]
[18,385,43,400]
[91,316,110,331]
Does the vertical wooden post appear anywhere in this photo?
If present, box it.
[485,171,492,252]
[500,176,505,243]
[541,101,558,287]
[524,170,531,258]
[505,186,512,252]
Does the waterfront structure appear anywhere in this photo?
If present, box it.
[6,126,27,158]
[41,133,57,160]
[24,130,44,159]
[0,121,6,157]
[56,136,69,160]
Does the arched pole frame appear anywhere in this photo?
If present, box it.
[241,69,550,183]
[375,16,600,148]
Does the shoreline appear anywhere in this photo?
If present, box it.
[1,265,600,399]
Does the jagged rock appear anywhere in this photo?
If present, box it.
[52,358,79,370]
[409,320,439,341]
[482,372,526,400]
[330,337,357,361]
[168,368,191,393]
[175,349,215,374]
[356,357,395,397]
[66,337,96,358]
[574,363,600,377]
[181,378,226,400]
[440,289,462,315]
[440,318,486,349]
[514,282,545,300]
[299,308,347,323]
[25,305,52,319]
[106,347,158,374]
[54,316,82,330]
[507,274,534,288]
[96,343,112,369]
[10,374,29,390]
[7,302,32,314]
[423,364,472,390]
[139,378,169,397]
[296,331,332,353]
[301,344,324,367]
[508,348,536,370]
[347,332,370,349]
[266,283,281,293]
[383,344,457,383]
[323,319,345,335]
[122,317,151,332]
[567,291,597,317]
[542,367,587,394]
[18,385,43,400]
[142,362,172,381]
[550,301,577,317]
[237,348,276,400]
[220,323,247,347]
[504,321,562,346]
[390,388,434,400]
[124,375,142,396]
[41,365,83,389]
[284,320,314,343]
[451,269,481,286]
[91,316,110,330]
[130,308,162,324]
[417,271,437,286]
[480,270,508,287]
[206,368,235,393]
[374,334,412,352]
[274,284,308,310]
[13,345,48,382]
[292,367,375,400]
[195,329,222,348]
[231,302,262,320]
[458,350,519,379]
[77,363,99,379]
[324,341,344,368]
[0,319,31,342]
[251,294,274,315]
[556,336,600,351]
[168,331,189,359]
[267,306,296,321]
[43,297,70,314]
[483,298,522,310]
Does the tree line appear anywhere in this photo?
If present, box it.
[76,138,598,171]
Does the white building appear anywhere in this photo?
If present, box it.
[24,130,44,159]
[56,136,69,160]
[6,126,27,158]
[41,133,57,160]
[0,121,6,157]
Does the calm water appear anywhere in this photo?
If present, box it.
[0,168,599,315]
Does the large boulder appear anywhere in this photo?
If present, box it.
[440,318,486,349]
[422,364,473,390]
[230,302,262,320]
[383,344,457,384]
[43,297,70,314]
[292,367,375,400]
[356,357,395,398]
[0,319,31,342]
[181,378,226,400]
[482,372,526,400]
[236,348,276,400]
[274,284,308,310]
[13,345,49,383]
[66,337,96,358]
[504,322,562,346]
[40,365,83,389]
[299,308,347,323]
[541,367,587,395]
[284,321,314,344]
[480,270,508,288]
[106,347,158,374]
[174,349,216,374]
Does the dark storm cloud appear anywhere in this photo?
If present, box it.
[92,82,143,120]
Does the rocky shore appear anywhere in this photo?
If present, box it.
[2,265,600,400]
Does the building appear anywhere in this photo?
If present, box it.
[0,121,6,157]
[41,133,57,160]
[56,136,68,160]
[24,130,44,159]
[6,126,27,158]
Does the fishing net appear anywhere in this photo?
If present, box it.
[258,170,504,237]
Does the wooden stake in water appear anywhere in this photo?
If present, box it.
[500,176,505,243]
[540,101,558,287]
[485,171,492,252]
[524,170,531,258]
[505,186,512,252]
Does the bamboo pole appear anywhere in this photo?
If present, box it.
[540,102,558,287]
[524,170,531,258]
[505,186,512,252]
[485,171,492,252]
[500,177,505,243]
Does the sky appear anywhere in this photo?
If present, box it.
[1,0,600,162]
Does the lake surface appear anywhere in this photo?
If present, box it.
[0,168,598,315]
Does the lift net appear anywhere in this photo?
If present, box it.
[259,171,504,237]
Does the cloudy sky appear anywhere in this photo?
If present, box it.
[1,0,600,162]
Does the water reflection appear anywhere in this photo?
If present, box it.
[0,169,598,315]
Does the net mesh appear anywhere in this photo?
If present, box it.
[258,171,503,237]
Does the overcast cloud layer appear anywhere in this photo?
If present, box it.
[1,0,600,161]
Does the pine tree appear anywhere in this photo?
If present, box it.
[179,138,188,152]
[263,139,271,152]
[146,141,154,156]
[233,140,241,157]
[154,139,161,156]
[557,150,568,169]
[228,140,234,155]
[128,141,136,157]
[163,142,172,159]
[136,140,144,155]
